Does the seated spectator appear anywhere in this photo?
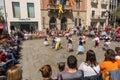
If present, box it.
[67,39,73,52]
[0,51,7,62]
[90,30,95,38]
[44,38,49,46]
[57,62,65,72]
[51,37,56,48]
[103,34,111,50]
[60,55,84,80]
[100,49,119,80]
[78,50,101,79]
[115,47,120,68]
[40,64,52,80]
[0,50,6,64]
[53,62,65,80]
[76,40,84,54]
[81,34,86,44]
[24,32,28,40]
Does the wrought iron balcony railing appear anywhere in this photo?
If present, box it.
[47,4,72,10]
[91,15,107,19]
[47,4,59,10]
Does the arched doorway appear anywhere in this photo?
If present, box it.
[61,17,67,30]
[49,17,57,29]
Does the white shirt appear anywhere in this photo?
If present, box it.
[55,37,61,42]
[116,55,120,59]
[78,62,100,77]
[24,33,28,40]
[101,31,106,36]
[44,41,49,46]
[65,33,70,37]
[82,35,86,42]
[93,37,100,43]
[105,41,110,45]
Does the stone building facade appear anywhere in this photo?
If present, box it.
[86,0,110,29]
[40,0,87,30]
[41,0,110,30]
[4,0,41,33]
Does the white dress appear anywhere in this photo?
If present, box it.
[44,41,49,46]
[78,62,100,77]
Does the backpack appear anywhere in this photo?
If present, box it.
[109,69,120,80]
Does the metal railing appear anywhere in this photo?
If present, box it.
[47,4,59,9]
[47,4,72,10]
[91,15,107,19]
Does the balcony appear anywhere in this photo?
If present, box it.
[47,4,59,10]
[91,15,100,19]
[64,5,72,10]
[91,0,98,4]
[91,15,107,19]
[47,4,72,10]
[91,0,98,7]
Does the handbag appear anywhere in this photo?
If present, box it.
[85,66,103,80]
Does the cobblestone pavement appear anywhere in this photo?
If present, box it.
[19,35,119,80]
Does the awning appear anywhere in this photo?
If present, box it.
[0,24,4,29]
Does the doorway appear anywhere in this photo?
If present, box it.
[20,24,30,32]
[61,17,67,30]
[49,17,57,29]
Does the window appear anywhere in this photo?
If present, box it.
[75,18,77,26]
[101,11,106,17]
[79,18,81,26]
[76,0,80,10]
[27,3,35,18]
[92,10,95,17]
[12,2,20,18]
[74,18,81,26]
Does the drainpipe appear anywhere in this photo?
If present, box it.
[3,0,8,31]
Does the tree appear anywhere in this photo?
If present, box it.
[0,7,4,23]
[0,6,2,15]
[113,3,120,25]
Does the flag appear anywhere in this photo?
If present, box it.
[69,0,73,6]
[60,0,65,7]
[50,0,54,4]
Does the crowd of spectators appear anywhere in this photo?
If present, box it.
[0,30,23,79]
[0,25,119,80]
[40,25,120,80]
[40,48,120,80]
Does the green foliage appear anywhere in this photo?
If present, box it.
[112,3,120,24]
[0,6,3,16]
[0,6,4,22]
[114,3,120,20]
